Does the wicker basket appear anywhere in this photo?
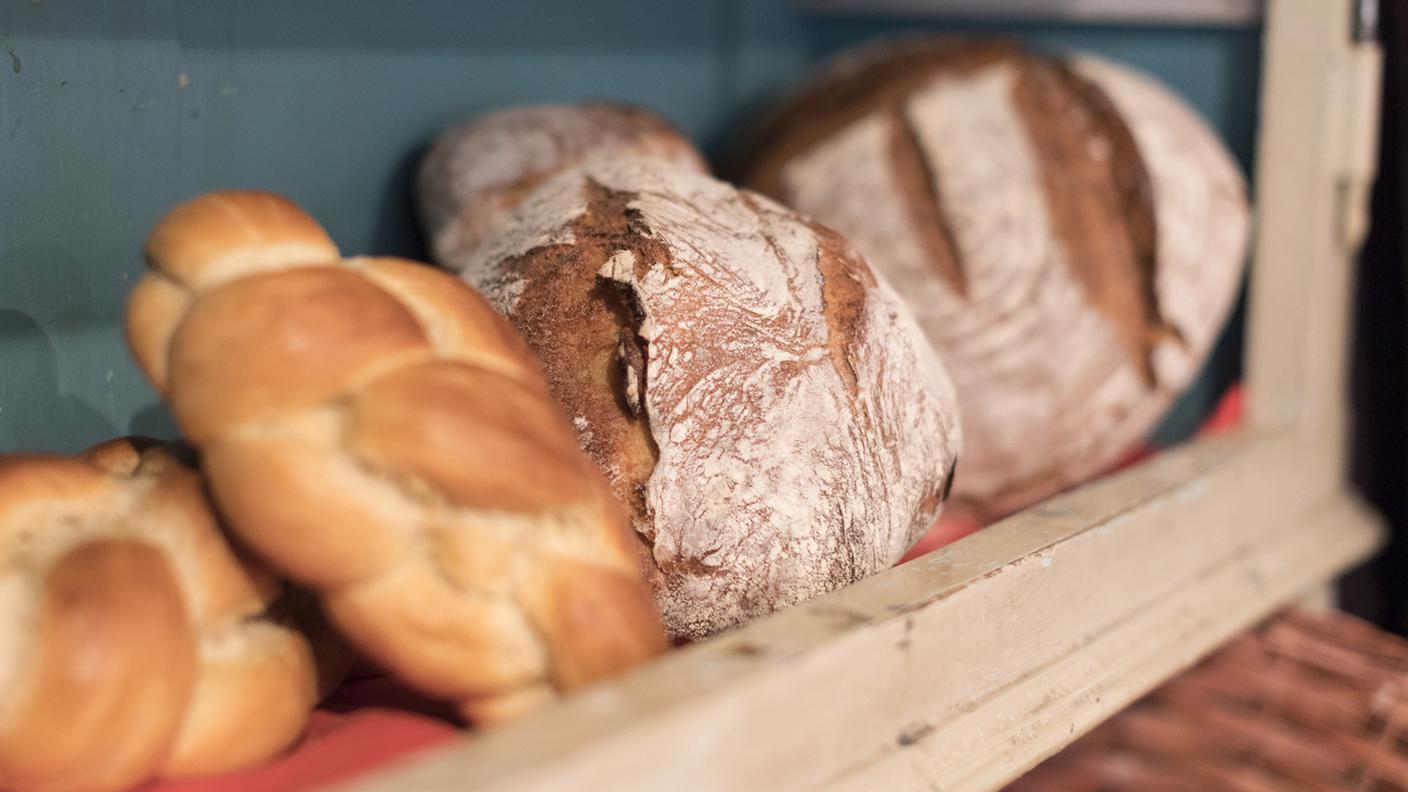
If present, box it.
[1006,607,1408,791]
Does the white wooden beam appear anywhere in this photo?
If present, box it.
[796,0,1264,26]
[342,431,1382,792]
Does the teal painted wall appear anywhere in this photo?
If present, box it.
[0,0,1260,452]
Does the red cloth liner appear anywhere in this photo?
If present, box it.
[141,675,461,792]
[146,385,1244,792]
[141,710,458,792]
[899,384,1244,563]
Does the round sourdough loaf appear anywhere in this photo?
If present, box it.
[458,157,962,640]
[737,38,1250,515]
[419,103,707,265]
[125,191,666,724]
[0,437,333,792]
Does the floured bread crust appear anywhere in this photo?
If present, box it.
[419,103,708,267]
[737,39,1249,515]
[462,158,961,639]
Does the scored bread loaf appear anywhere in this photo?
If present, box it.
[737,38,1250,515]
[125,190,667,723]
[419,102,707,266]
[442,156,962,640]
[0,437,332,792]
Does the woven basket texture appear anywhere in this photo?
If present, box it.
[1007,608,1408,791]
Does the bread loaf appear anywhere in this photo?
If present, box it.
[445,157,961,639]
[126,190,666,723]
[419,102,707,266]
[0,437,328,792]
[737,39,1250,515]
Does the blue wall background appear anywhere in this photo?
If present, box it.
[0,0,1261,452]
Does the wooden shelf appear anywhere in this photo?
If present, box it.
[342,430,1381,792]
[341,1,1384,789]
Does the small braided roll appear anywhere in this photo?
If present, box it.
[0,437,330,792]
[126,190,666,723]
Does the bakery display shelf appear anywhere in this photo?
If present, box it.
[333,1,1384,789]
[0,0,1380,788]
[341,432,1380,792]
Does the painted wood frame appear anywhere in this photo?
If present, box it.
[343,1,1386,788]
[798,0,1266,27]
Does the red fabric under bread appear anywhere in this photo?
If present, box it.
[139,677,459,792]
[144,384,1244,792]
[900,384,1245,563]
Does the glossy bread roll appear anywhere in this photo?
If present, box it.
[126,190,667,723]
[0,437,327,792]
[737,38,1250,515]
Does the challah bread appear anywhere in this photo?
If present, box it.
[126,190,666,723]
[456,157,962,640]
[418,102,707,265]
[0,437,327,792]
[736,38,1249,516]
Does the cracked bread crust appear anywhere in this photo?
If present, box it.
[461,158,962,639]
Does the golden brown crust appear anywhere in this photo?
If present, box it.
[144,190,338,291]
[0,439,334,792]
[0,456,113,525]
[0,540,195,792]
[354,258,542,385]
[347,361,596,513]
[74,435,164,474]
[168,267,432,444]
[128,190,666,721]
[125,276,190,393]
[514,555,669,689]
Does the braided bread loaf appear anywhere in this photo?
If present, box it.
[126,190,666,723]
[737,38,1249,515]
[0,437,328,792]
[418,102,707,265]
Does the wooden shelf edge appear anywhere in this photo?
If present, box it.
[823,489,1383,791]
[341,432,1383,792]
[793,0,1265,26]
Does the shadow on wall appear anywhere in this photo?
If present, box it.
[129,400,179,440]
[0,309,117,453]
[8,0,724,51]
[376,143,432,263]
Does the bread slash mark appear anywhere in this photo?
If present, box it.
[1012,58,1183,388]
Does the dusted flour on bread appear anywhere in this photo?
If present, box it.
[462,158,961,639]
[738,39,1249,515]
[419,103,707,268]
